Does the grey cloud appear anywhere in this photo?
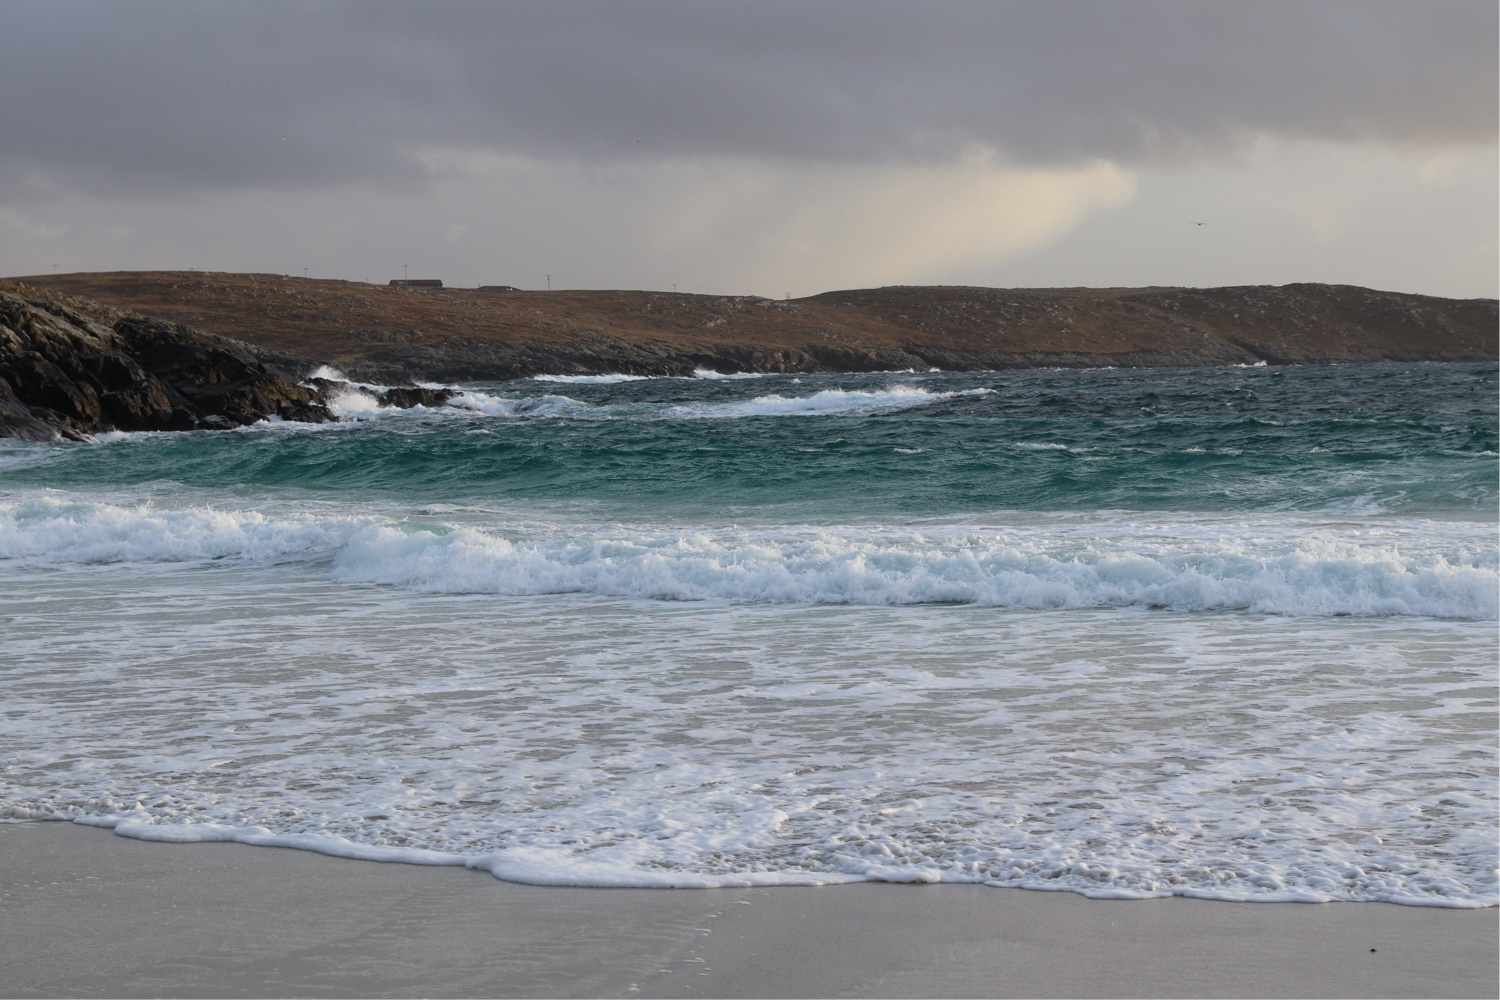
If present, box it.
[1,0,1493,197]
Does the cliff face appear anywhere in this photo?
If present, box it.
[8,272,1497,386]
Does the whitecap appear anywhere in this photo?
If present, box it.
[531,373,652,384]
[693,369,771,380]
[446,390,595,419]
[670,386,992,420]
[5,497,1491,620]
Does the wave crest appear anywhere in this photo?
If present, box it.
[2,498,1492,619]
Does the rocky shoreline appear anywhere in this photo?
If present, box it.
[0,287,446,442]
[2,273,1495,441]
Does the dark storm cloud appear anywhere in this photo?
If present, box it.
[2,0,1494,197]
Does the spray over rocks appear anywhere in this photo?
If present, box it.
[0,286,448,441]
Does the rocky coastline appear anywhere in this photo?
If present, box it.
[1,272,1495,441]
[0,286,447,442]
[15,271,1497,387]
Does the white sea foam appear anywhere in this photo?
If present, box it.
[306,367,436,421]
[307,364,351,382]
[325,386,392,419]
[531,373,652,383]
[0,496,358,564]
[446,390,595,419]
[694,368,771,380]
[4,366,1491,903]
[2,562,1493,905]
[421,384,988,422]
[1,496,1493,619]
[670,385,991,419]
[333,523,1500,620]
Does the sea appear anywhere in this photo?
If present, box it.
[1,362,1495,906]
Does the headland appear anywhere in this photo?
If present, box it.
[2,271,1494,440]
[14,271,1498,381]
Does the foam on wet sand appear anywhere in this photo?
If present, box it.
[2,822,1495,999]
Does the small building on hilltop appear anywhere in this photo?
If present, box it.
[389,279,443,288]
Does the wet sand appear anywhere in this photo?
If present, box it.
[1,821,1494,999]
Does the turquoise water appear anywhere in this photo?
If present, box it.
[7,363,1495,519]
[1,362,1495,903]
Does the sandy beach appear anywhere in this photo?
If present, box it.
[1,821,1494,999]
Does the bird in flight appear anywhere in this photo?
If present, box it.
[1191,221,1207,226]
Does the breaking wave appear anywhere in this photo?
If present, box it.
[530,373,652,384]
[2,497,1492,619]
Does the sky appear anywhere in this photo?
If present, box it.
[1,0,1495,298]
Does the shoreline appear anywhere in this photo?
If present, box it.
[10,273,1496,386]
[4,272,1496,443]
[2,821,1495,999]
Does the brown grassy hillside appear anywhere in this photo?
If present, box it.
[8,271,1494,381]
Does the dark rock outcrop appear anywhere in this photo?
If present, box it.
[0,287,339,440]
[114,315,333,426]
[0,286,467,442]
[378,385,456,408]
[0,394,90,442]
